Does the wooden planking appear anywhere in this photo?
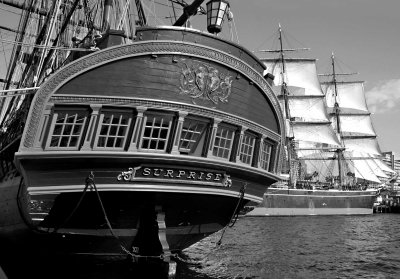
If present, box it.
[20,156,272,198]
[56,55,279,132]
[136,27,266,73]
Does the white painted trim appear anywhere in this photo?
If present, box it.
[27,184,263,203]
[265,193,375,198]
[246,207,373,216]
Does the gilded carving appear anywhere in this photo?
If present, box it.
[222,174,232,187]
[117,167,140,181]
[179,62,232,105]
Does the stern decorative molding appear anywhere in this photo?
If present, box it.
[23,40,284,150]
[117,167,141,181]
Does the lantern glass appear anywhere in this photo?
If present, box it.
[206,0,230,34]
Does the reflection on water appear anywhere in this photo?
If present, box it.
[181,214,400,278]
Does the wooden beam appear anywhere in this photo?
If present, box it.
[173,0,205,27]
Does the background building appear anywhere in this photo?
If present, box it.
[382,151,400,190]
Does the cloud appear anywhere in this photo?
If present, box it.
[365,79,400,113]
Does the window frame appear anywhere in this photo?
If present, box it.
[178,116,210,156]
[138,111,174,153]
[259,138,275,172]
[92,108,134,151]
[238,131,256,165]
[45,107,89,151]
[211,123,236,161]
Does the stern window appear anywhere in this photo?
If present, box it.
[213,125,235,159]
[94,111,133,150]
[47,110,88,149]
[239,132,256,165]
[260,140,273,171]
[140,113,173,152]
[179,118,208,156]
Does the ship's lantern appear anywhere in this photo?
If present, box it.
[206,0,230,34]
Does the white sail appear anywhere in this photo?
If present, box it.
[301,154,382,184]
[330,115,377,136]
[287,97,330,122]
[263,58,324,96]
[349,159,382,183]
[292,123,341,146]
[262,45,385,188]
[373,158,397,174]
[366,159,389,179]
[263,58,340,146]
[273,95,330,122]
[322,81,369,113]
[343,137,381,155]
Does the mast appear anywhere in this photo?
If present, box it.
[319,56,386,185]
[331,53,344,188]
[278,24,291,121]
[135,0,148,26]
[102,0,113,31]
[277,24,294,187]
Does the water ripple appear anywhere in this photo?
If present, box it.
[181,215,400,278]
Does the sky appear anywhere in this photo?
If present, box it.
[223,0,400,157]
[0,0,399,156]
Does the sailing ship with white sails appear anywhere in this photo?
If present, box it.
[247,26,396,216]
[0,0,285,276]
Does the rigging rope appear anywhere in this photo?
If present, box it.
[0,37,97,51]
[54,172,178,261]
[0,30,9,70]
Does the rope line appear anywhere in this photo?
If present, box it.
[0,37,97,51]
[216,182,246,246]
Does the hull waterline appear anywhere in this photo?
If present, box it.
[246,188,376,216]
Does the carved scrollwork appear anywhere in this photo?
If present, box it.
[117,167,134,181]
[223,174,232,188]
[179,62,232,105]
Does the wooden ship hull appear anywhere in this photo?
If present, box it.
[0,26,285,264]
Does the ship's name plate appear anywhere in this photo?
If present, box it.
[117,166,232,187]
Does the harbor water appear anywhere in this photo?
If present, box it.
[1,214,400,278]
[180,214,400,278]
